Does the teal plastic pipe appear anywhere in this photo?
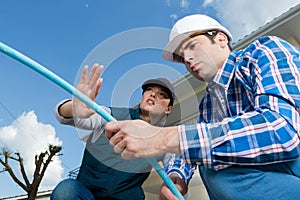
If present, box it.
[0,41,184,200]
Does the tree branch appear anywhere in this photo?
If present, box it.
[0,145,62,199]
[16,152,31,186]
[0,150,28,191]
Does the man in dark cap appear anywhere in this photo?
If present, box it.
[51,64,176,200]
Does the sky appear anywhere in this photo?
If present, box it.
[0,0,299,198]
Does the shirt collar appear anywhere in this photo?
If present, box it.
[131,107,141,119]
[207,51,236,93]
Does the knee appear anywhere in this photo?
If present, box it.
[50,179,80,200]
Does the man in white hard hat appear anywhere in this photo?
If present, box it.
[106,14,300,199]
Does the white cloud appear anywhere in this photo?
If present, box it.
[165,0,171,7]
[180,0,190,9]
[168,0,299,43]
[0,111,63,191]
[205,0,300,42]
[170,14,178,21]
[202,0,214,7]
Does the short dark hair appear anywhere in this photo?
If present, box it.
[172,30,232,63]
[204,30,232,50]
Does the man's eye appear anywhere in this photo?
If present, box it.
[189,42,197,50]
[160,93,168,98]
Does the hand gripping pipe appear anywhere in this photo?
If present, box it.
[0,41,185,200]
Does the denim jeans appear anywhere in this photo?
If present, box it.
[50,178,145,200]
[199,158,300,200]
[50,179,95,200]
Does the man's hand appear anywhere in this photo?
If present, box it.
[159,174,188,200]
[73,64,103,118]
[105,120,180,160]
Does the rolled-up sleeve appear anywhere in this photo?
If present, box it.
[54,99,111,131]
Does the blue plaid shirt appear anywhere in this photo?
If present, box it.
[165,36,300,180]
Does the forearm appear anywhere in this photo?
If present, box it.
[54,99,110,130]
[179,108,300,170]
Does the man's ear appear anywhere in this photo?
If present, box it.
[215,32,228,48]
[165,106,173,115]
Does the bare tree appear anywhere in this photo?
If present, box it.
[0,145,62,200]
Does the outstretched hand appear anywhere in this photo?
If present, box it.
[73,64,103,118]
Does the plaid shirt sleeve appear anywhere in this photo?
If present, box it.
[178,36,300,171]
[163,153,196,184]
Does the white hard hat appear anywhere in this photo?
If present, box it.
[162,14,233,62]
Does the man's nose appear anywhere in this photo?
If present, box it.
[150,91,156,97]
[150,90,158,98]
[184,51,193,64]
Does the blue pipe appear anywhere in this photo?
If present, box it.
[0,41,184,200]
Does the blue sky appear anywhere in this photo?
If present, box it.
[0,0,299,198]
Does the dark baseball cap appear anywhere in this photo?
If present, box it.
[142,78,175,106]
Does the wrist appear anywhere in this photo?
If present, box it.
[162,126,180,154]
[58,100,73,118]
